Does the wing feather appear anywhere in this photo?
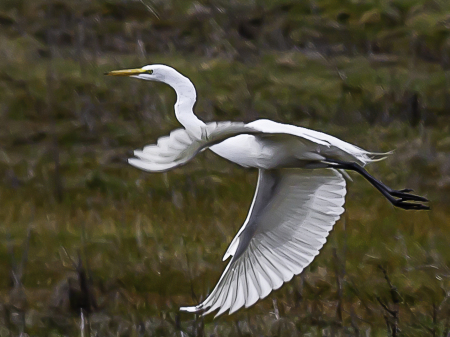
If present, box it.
[129,122,260,172]
[180,168,346,316]
[244,255,260,307]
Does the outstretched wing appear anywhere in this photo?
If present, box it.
[128,122,260,172]
[180,168,346,316]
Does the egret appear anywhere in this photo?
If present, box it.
[106,64,429,317]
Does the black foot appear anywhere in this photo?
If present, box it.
[392,199,430,210]
[389,189,429,202]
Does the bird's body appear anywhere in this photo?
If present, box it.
[210,118,374,169]
[107,64,429,316]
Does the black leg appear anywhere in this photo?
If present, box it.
[325,159,429,210]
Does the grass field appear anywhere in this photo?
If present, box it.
[1,0,450,335]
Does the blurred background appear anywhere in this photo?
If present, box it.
[0,0,449,335]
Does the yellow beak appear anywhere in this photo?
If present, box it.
[104,68,145,76]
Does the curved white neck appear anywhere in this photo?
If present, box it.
[164,73,205,138]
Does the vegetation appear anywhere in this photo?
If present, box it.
[0,0,449,335]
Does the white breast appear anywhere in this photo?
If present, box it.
[210,135,263,168]
[209,134,323,170]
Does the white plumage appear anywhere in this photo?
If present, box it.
[181,169,346,316]
[129,122,260,172]
[106,64,429,317]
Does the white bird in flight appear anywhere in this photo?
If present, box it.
[106,64,429,317]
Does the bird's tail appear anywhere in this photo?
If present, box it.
[361,150,394,164]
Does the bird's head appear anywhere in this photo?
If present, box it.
[105,64,177,83]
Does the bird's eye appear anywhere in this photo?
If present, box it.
[146,70,153,74]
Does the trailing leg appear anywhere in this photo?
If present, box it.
[324,159,429,210]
